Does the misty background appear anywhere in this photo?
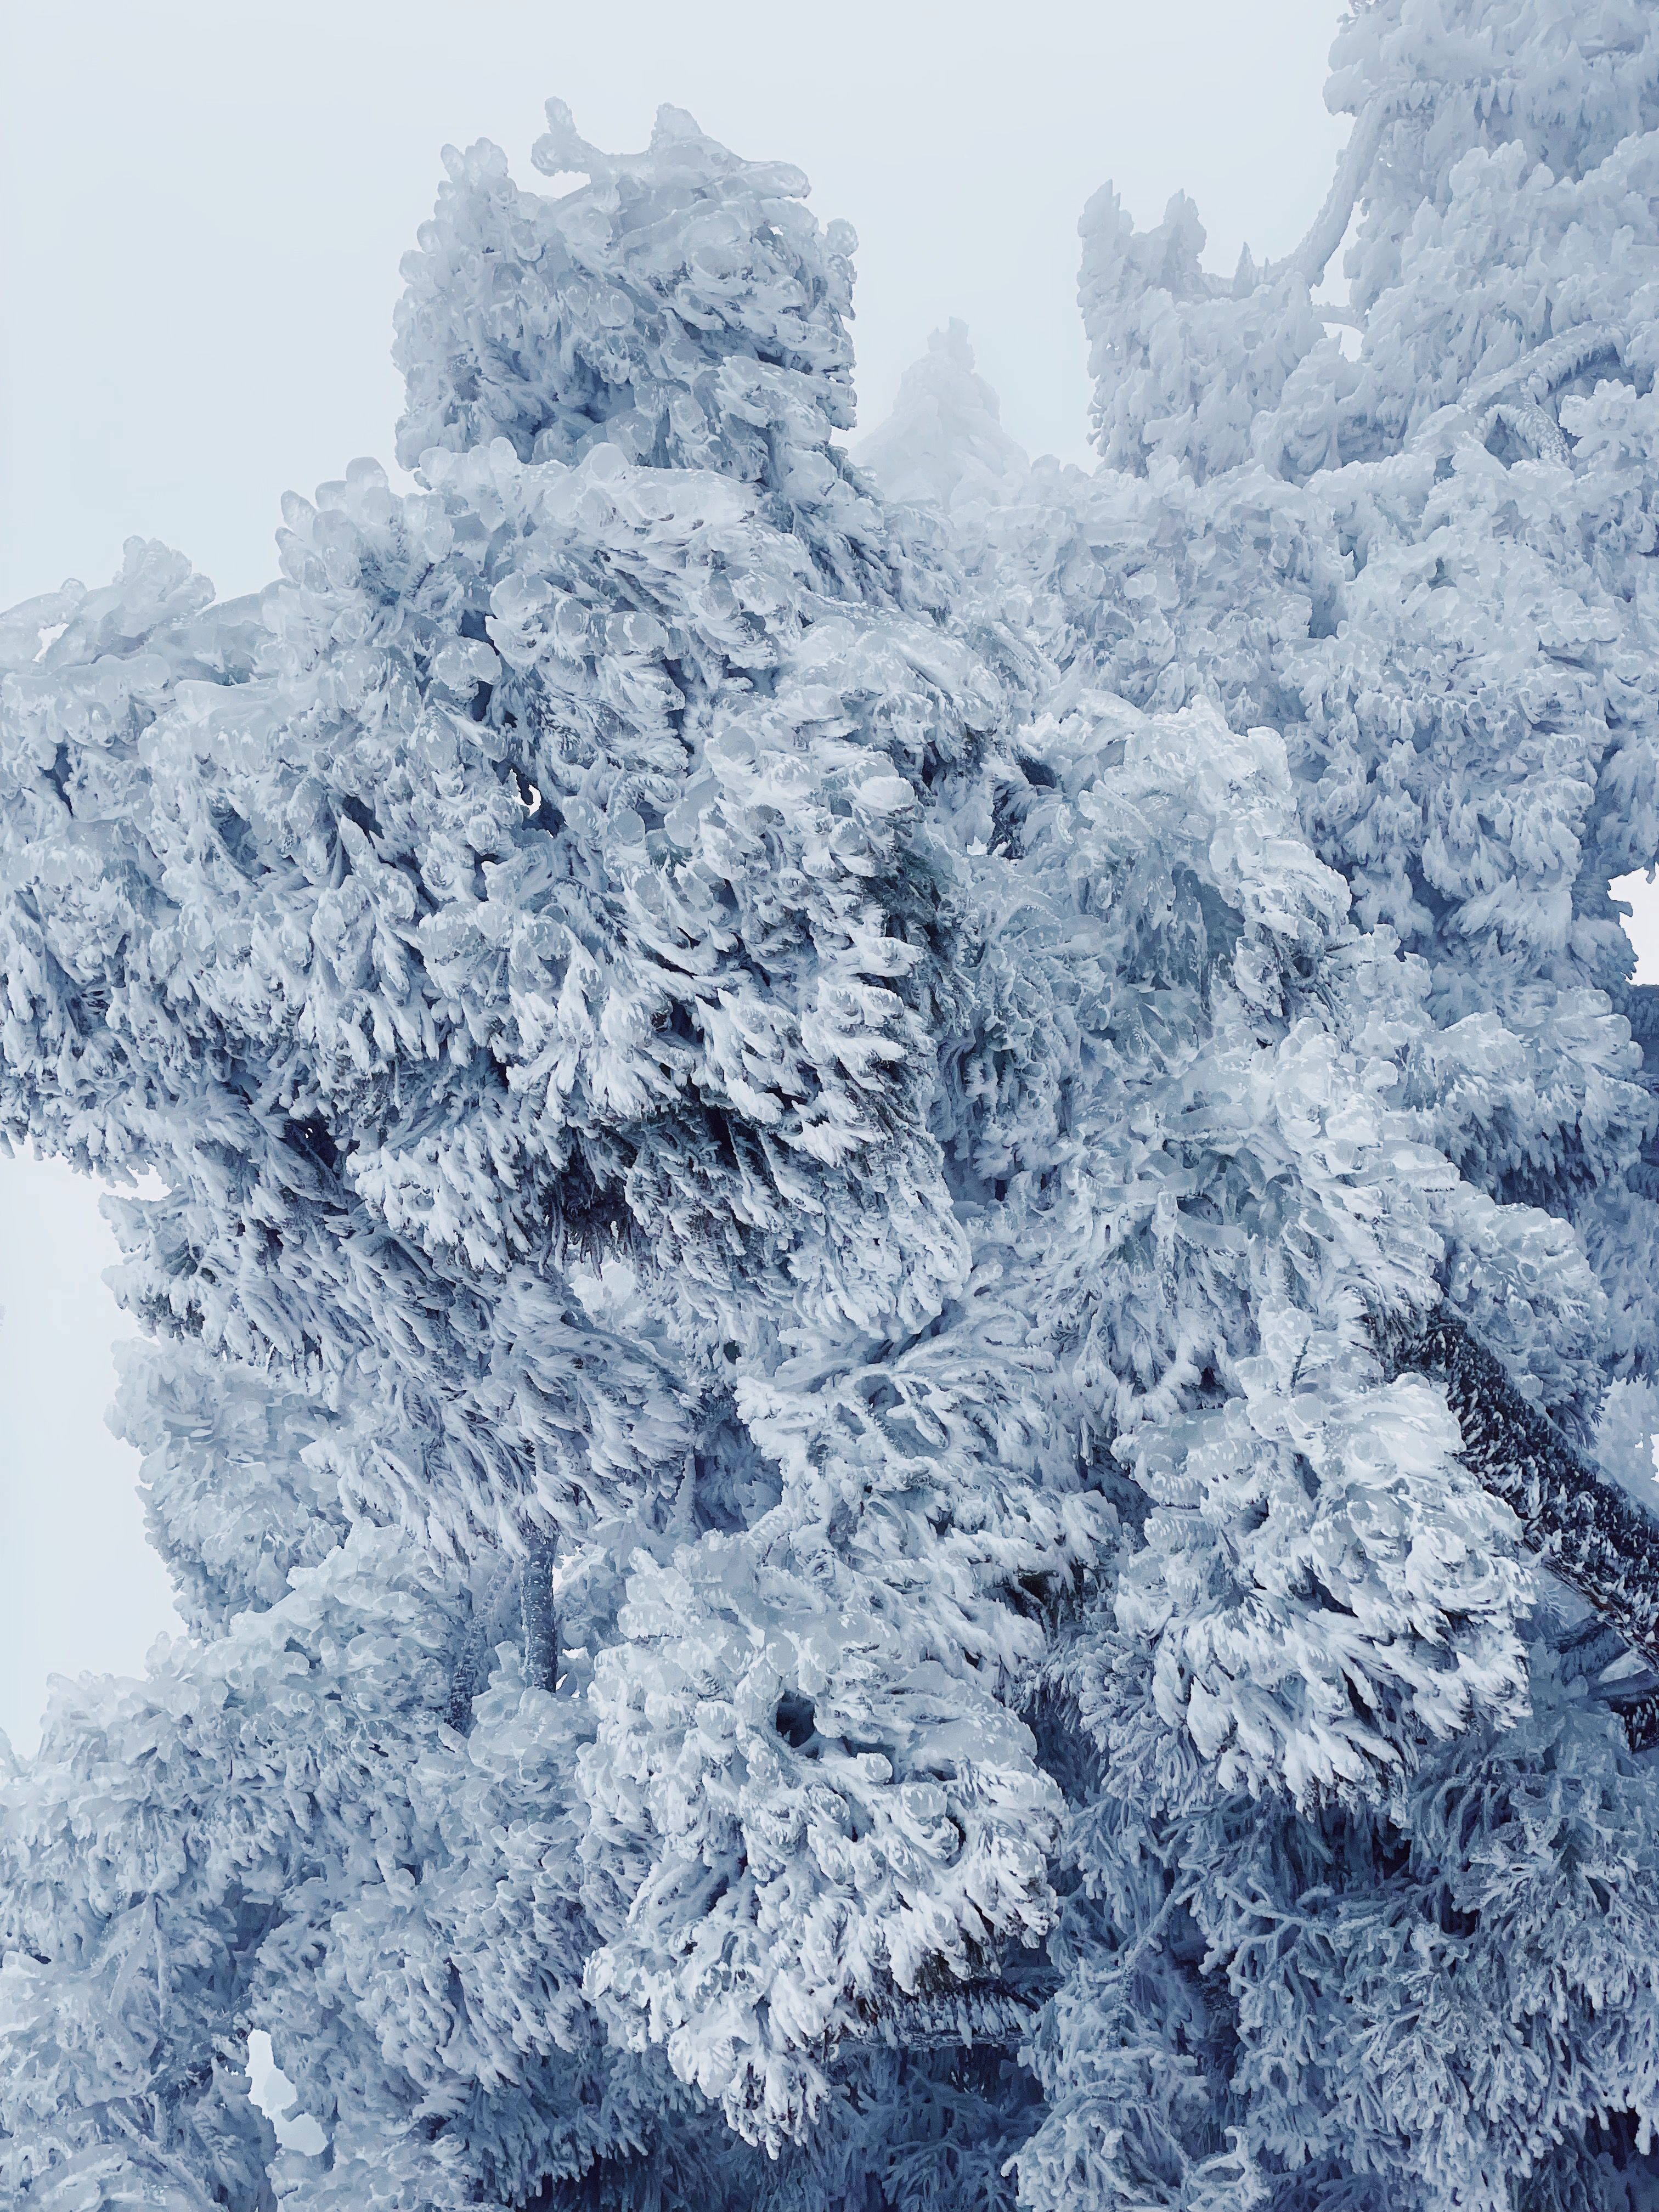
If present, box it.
[3,0,1655,1752]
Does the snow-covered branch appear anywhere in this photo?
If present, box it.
[1383,1304,1659,1741]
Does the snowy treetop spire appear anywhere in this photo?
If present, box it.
[395,97,904,601]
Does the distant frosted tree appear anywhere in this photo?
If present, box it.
[855,322,1029,535]
[4,7,1659,2211]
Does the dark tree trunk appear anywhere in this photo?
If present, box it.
[1380,1305,1659,1749]
[520,1532,560,1694]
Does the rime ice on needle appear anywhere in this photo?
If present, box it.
[5,7,1659,2208]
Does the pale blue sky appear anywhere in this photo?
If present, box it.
[1,0,1351,610]
[2,0,1655,1751]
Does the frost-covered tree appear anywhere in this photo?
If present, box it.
[5,7,1659,2210]
[890,4,1659,2208]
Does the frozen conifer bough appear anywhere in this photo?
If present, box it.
[5,8,1659,2206]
